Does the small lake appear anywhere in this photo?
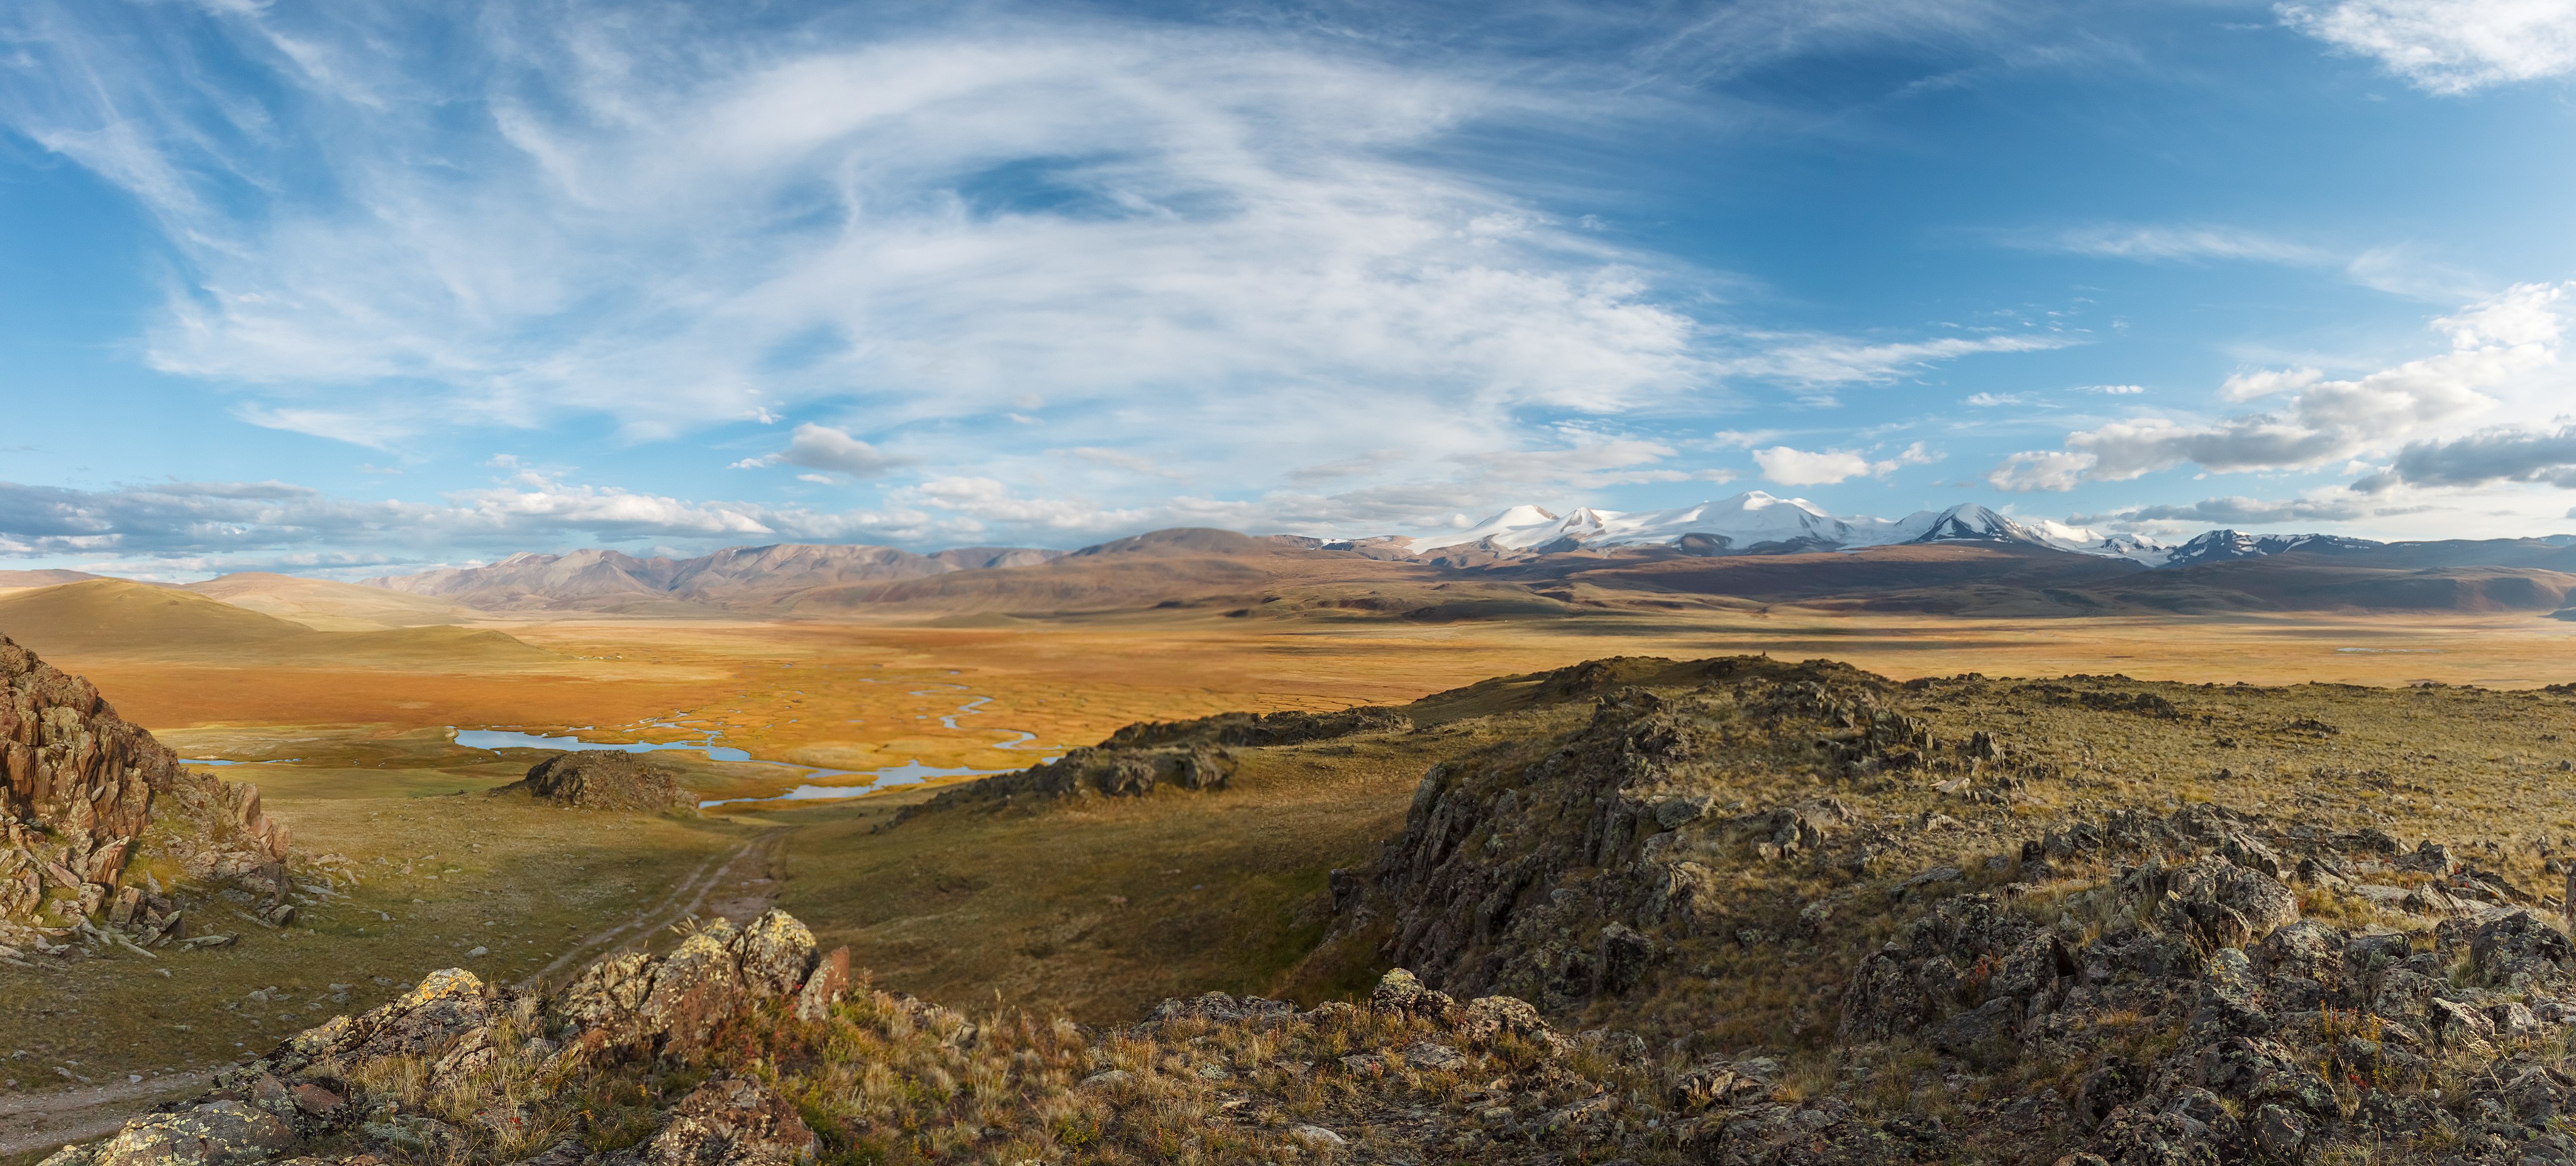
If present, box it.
[450,682,1064,809]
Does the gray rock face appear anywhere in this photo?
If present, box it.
[1,635,289,926]
[497,752,696,813]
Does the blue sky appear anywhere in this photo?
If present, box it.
[6,0,2576,577]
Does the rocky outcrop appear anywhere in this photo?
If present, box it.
[551,912,843,1057]
[1358,662,1911,1011]
[0,634,288,936]
[1297,655,2576,1163]
[47,909,849,1166]
[38,912,1701,1166]
[900,743,1235,821]
[496,752,696,813]
[1100,706,1413,748]
[897,702,1414,822]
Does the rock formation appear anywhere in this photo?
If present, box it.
[496,752,697,813]
[0,633,289,940]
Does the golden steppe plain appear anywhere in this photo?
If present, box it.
[5,584,2576,1146]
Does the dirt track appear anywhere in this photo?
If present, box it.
[521,829,784,986]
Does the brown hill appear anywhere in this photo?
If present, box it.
[787,528,1450,615]
[2072,550,2576,614]
[0,569,115,590]
[1516,541,2576,618]
[0,579,558,666]
[184,572,486,630]
[1521,541,2145,614]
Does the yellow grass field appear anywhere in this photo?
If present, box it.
[59,607,2576,783]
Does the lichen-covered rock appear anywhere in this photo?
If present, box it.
[552,910,831,1055]
[40,1101,297,1166]
[602,1078,817,1166]
[275,967,491,1071]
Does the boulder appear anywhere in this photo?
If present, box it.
[497,753,696,813]
[40,1101,297,1166]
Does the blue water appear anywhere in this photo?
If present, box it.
[451,729,753,762]
[182,757,304,767]
[695,759,1002,808]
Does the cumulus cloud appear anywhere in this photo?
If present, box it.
[2354,423,2576,491]
[732,424,911,478]
[1988,283,2568,491]
[2281,0,2576,93]
[1753,441,1937,486]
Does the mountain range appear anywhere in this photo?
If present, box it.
[5,493,2571,627]
[369,542,1063,612]
[1338,492,2389,569]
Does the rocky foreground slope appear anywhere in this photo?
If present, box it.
[42,907,1672,1166]
[45,655,2576,1165]
[1,634,291,955]
[1308,657,2576,1163]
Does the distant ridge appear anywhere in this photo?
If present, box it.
[367,541,1065,612]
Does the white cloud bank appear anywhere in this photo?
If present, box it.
[1989,283,2569,491]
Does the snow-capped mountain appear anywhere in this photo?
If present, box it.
[1360,493,2378,569]
[2157,530,2382,568]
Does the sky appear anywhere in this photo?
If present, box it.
[6,0,2576,577]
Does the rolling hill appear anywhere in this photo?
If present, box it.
[0,569,118,589]
[0,579,560,666]
[184,572,487,630]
